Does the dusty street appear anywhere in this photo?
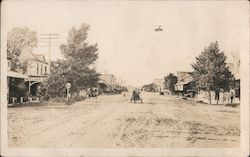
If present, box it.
[8,92,240,148]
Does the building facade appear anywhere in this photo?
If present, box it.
[226,59,240,101]
[7,49,50,103]
[19,50,50,96]
[174,71,193,95]
[99,73,116,86]
[7,56,28,103]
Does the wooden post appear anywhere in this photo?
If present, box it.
[28,81,31,95]
[66,88,69,102]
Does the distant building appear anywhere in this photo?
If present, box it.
[226,58,240,101]
[99,73,116,93]
[99,73,128,94]
[153,78,165,92]
[116,78,126,86]
[99,73,116,86]
[174,71,193,94]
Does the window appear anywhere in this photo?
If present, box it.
[37,63,39,75]
[41,64,43,75]
[8,61,10,70]
[45,66,47,74]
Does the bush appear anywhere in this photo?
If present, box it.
[65,98,76,105]
[73,95,86,101]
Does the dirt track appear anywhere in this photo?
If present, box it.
[8,92,240,148]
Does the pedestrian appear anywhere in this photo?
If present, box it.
[230,91,234,104]
[132,89,136,97]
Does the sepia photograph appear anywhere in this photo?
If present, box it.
[0,0,249,157]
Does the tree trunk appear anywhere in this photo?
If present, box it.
[216,90,220,105]
[216,96,219,104]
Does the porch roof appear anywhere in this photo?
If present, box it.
[7,71,28,79]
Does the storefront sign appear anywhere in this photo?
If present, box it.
[25,77,47,82]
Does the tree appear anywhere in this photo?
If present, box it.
[45,23,100,97]
[164,73,177,94]
[7,27,38,73]
[191,41,234,104]
[142,83,158,92]
[9,78,28,102]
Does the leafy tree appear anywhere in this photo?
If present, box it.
[9,78,28,102]
[142,83,158,92]
[45,23,100,97]
[7,27,38,73]
[164,73,177,94]
[191,41,234,104]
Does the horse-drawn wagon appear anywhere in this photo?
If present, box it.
[130,90,143,103]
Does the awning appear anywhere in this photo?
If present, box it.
[7,71,28,79]
[175,81,191,86]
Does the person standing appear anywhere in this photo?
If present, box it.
[230,91,234,104]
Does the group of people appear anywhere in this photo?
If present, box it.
[132,88,141,98]
[130,88,143,103]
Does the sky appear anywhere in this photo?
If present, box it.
[2,0,248,86]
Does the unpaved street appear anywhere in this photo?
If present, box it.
[8,92,240,148]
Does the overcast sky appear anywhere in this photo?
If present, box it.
[2,0,248,86]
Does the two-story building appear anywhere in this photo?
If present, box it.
[19,49,50,96]
[8,49,50,103]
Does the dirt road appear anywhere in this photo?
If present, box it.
[8,92,240,148]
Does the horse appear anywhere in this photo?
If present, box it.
[130,90,143,103]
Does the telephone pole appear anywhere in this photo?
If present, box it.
[39,33,60,68]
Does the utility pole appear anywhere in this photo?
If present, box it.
[39,34,60,69]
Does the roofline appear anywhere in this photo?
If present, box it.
[26,59,49,64]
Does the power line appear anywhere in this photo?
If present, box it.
[40,37,59,40]
[39,41,59,43]
[39,45,58,47]
[40,33,60,68]
[40,33,59,36]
